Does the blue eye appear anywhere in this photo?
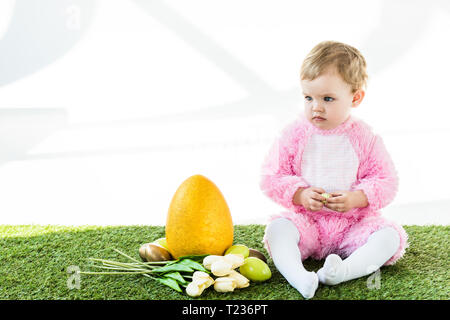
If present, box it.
[304,96,312,101]
[324,97,334,102]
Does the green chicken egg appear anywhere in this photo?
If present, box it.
[153,237,170,251]
[224,244,250,258]
[239,257,272,282]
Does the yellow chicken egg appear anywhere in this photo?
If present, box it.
[165,174,234,259]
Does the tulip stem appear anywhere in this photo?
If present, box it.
[112,248,148,266]
[82,248,215,294]
[130,261,171,265]
[80,271,152,275]
[90,265,149,272]
[142,273,158,280]
[89,258,157,270]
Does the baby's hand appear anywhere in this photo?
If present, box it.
[293,187,327,212]
[324,190,367,212]
[325,191,355,212]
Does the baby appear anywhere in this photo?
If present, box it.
[260,41,409,299]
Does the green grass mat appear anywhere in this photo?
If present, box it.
[0,225,448,300]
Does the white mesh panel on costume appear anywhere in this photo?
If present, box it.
[300,134,359,193]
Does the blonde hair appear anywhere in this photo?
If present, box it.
[300,41,368,93]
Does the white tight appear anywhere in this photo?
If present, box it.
[317,225,400,285]
[265,217,401,298]
[265,218,318,299]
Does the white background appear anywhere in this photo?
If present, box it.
[0,0,449,226]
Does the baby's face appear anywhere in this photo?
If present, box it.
[301,67,364,130]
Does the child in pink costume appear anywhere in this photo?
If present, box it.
[260,41,409,299]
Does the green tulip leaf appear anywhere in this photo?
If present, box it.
[177,258,208,272]
[176,254,209,262]
[154,276,182,292]
[163,272,188,285]
[151,263,194,274]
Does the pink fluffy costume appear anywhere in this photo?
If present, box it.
[260,114,409,266]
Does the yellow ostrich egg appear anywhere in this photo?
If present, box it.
[165,174,234,259]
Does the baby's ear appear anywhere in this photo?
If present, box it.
[351,89,365,108]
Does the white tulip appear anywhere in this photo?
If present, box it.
[185,271,215,297]
[223,254,245,269]
[202,255,223,270]
[192,271,215,288]
[213,277,237,292]
[211,259,233,276]
[186,282,203,297]
[228,270,250,288]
